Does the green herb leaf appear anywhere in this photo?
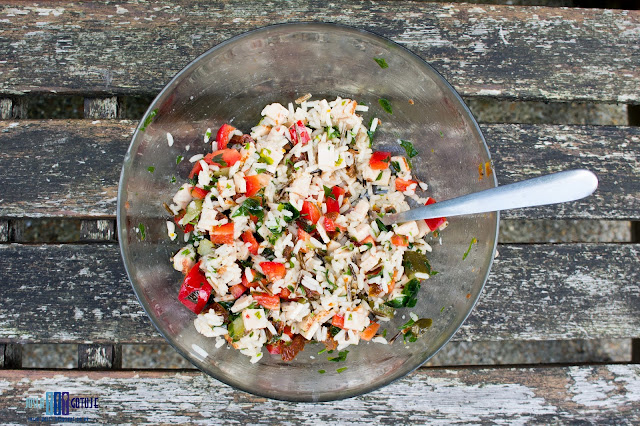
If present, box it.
[138,223,146,240]
[280,202,300,223]
[385,278,421,308]
[400,140,418,158]
[147,166,155,173]
[378,98,393,114]
[326,126,340,139]
[336,367,348,373]
[210,153,228,167]
[374,57,389,69]
[375,171,383,181]
[463,237,478,260]
[232,198,264,221]
[375,218,389,232]
[328,350,349,362]
[318,369,326,374]
[329,325,341,337]
[140,109,158,132]
[382,329,387,338]
[391,161,401,174]
[170,176,176,183]
[176,155,184,165]
[318,348,327,355]
[323,185,336,200]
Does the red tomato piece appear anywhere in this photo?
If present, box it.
[283,325,294,339]
[332,314,345,329]
[244,174,271,197]
[395,178,418,193]
[301,201,321,224]
[289,120,311,145]
[325,186,346,213]
[205,149,241,168]
[369,151,392,170]
[323,216,336,232]
[188,162,203,179]
[253,292,281,310]
[178,261,212,314]
[278,287,292,299]
[183,224,194,233]
[360,323,380,341]
[209,223,234,245]
[260,261,286,281]
[216,123,236,150]
[190,186,209,200]
[229,283,247,299]
[266,342,282,355]
[391,234,409,247]
[424,197,447,231]
[241,230,259,255]
[359,235,376,247]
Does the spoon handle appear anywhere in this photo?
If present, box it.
[381,169,598,225]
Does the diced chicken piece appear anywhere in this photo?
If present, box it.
[349,223,372,241]
[216,176,236,198]
[251,124,271,139]
[343,309,370,331]
[346,200,370,224]
[288,174,312,198]
[299,310,336,340]
[391,156,411,175]
[242,309,269,330]
[231,294,255,313]
[327,240,342,253]
[317,141,337,172]
[394,221,420,237]
[362,165,391,186]
[416,219,431,239]
[233,173,247,193]
[197,207,225,233]
[172,245,196,273]
[330,99,357,120]
[172,184,193,210]
[261,103,289,125]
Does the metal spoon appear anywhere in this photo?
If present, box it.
[381,169,598,226]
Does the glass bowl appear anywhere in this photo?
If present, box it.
[118,23,498,402]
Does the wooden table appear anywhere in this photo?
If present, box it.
[1,1,639,423]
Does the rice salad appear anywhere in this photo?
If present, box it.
[166,96,447,363]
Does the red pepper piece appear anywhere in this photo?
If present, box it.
[300,201,321,224]
[332,314,345,329]
[244,174,271,197]
[325,186,346,213]
[190,187,209,200]
[229,283,247,299]
[210,223,234,245]
[395,178,418,192]
[241,230,259,255]
[253,292,281,310]
[216,124,236,150]
[424,197,447,231]
[178,261,212,314]
[369,151,392,170]
[289,120,310,145]
[260,261,286,281]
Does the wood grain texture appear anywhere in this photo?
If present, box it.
[80,220,116,242]
[0,366,638,422]
[78,344,121,369]
[83,97,117,119]
[0,220,7,242]
[0,2,638,103]
[1,120,637,219]
[0,243,636,344]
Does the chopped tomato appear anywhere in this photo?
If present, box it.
[301,201,321,224]
[391,234,409,247]
[323,216,336,232]
[360,323,380,341]
[205,149,241,168]
[424,197,447,231]
[395,178,418,192]
[209,223,234,245]
[359,235,376,247]
[260,261,286,281]
[241,230,259,255]
[178,261,211,314]
[216,123,236,150]
[325,186,346,213]
[229,283,247,299]
[278,287,292,299]
[332,314,345,329]
[289,120,310,145]
[190,186,209,200]
[253,292,280,310]
[369,151,392,170]
[283,325,294,339]
[188,162,203,179]
[244,174,271,197]
[266,342,282,355]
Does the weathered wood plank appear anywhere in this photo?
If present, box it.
[0,97,26,119]
[1,120,637,219]
[3,344,22,368]
[0,220,7,243]
[78,344,121,369]
[0,2,638,103]
[0,366,638,421]
[83,97,117,119]
[0,243,636,344]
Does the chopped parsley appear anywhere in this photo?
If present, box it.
[336,367,348,373]
[318,348,327,355]
[318,369,326,374]
[232,198,264,221]
[376,171,383,181]
[463,237,478,260]
[400,140,418,159]
[328,350,349,362]
[176,155,184,165]
[375,218,389,232]
[378,98,393,114]
[140,108,158,132]
[374,57,389,69]
[385,278,421,308]
[209,153,228,167]
[170,175,176,183]
[147,166,155,173]
[137,223,146,240]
